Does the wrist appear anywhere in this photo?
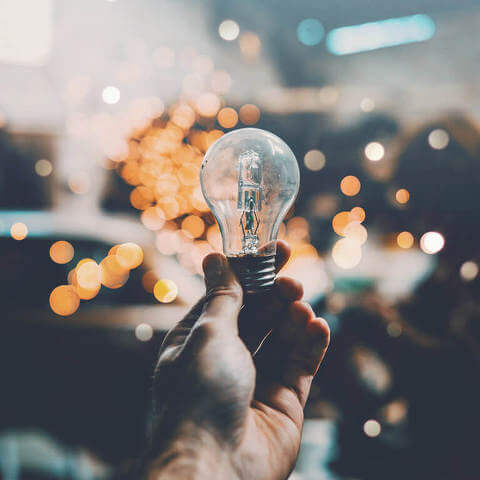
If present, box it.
[144,422,240,480]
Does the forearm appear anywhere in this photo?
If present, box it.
[144,422,240,480]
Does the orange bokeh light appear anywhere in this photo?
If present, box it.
[239,104,260,125]
[49,285,80,316]
[217,107,238,129]
[10,222,28,241]
[340,175,361,196]
[50,241,75,264]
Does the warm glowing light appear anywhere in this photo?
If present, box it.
[460,261,478,281]
[287,217,309,242]
[218,19,240,41]
[381,399,408,424]
[195,93,221,117]
[35,158,53,177]
[363,419,381,437]
[153,279,178,303]
[193,55,214,75]
[181,215,205,238]
[217,107,238,129]
[332,211,350,236]
[304,150,326,171]
[397,231,414,249]
[116,242,144,269]
[428,129,449,150]
[68,172,91,194]
[239,32,261,59]
[100,256,129,289]
[239,104,260,125]
[50,241,74,264]
[141,206,165,230]
[395,188,410,204]
[349,207,365,223]
[297,18,324,46]
[360,97,375,112]
[142,270,158,293]
[102,85,120,105]
[135,323,154,342]
[420,231,445,255]
[344,222,368,245]
[340,175,361,196]
[76,260,101,290]
[332,238,362,269]
[156,230,177,255]
[10,222,28,240]
[130,186,154,210]
[364,142,385,161]
[206,224,222,251]
[49,285,80,316]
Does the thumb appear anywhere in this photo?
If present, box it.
[201,253,243,332]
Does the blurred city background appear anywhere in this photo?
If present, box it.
[1,0,479,478]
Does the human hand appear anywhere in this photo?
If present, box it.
[147,241,330,480]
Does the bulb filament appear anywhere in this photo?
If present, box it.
[238,150,262,254]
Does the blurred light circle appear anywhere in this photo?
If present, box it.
[428,129,449,150]
[195,93,221,117]
[395,188,410,204]
[153,279,178,303]
[239,31,261,60]
[135,323,154,342]
[397,231,414,249]
[360,97,375,112]
[304,150,326,171]
[49,285,80,316]
[102,86,120,105]
[50,241,74,264]
[340,175,361,196]
[100,256,129,289]
[141,206,166,230]
[239,104,260,125]
[387,322,402,337]
[10,222,28,240]
[68,172,91,194]
[332,211,350,236]
[218,19,240,41]
[363,419,381,437]
[130,186,154,210]
[181,215,205,238]
[297,18,324,46]
[332,238,362,269]
[35,159,53,177]
[364,142,385,161]
[217,107,238,129]
[76,260,101,290]
[420,231,445,255]
[117,242,144,269]
[344,222,368,245]
[349,207,366,223]
[460,261,478,281]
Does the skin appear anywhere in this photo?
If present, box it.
[146,241,330,480]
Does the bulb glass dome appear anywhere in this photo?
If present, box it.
[200,128,300,258]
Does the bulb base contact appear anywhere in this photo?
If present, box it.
[227,254,276,294]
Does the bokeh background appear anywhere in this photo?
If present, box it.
[1,0,480,479]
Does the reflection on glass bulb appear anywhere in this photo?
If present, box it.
[200,128,300,292]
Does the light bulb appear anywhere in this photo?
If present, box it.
[200,128,300,293]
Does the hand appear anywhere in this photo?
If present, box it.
[147,241,330,480]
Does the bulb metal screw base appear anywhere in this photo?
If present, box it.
[227,254,276,294]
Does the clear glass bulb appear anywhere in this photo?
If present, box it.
[200,128,300,292]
